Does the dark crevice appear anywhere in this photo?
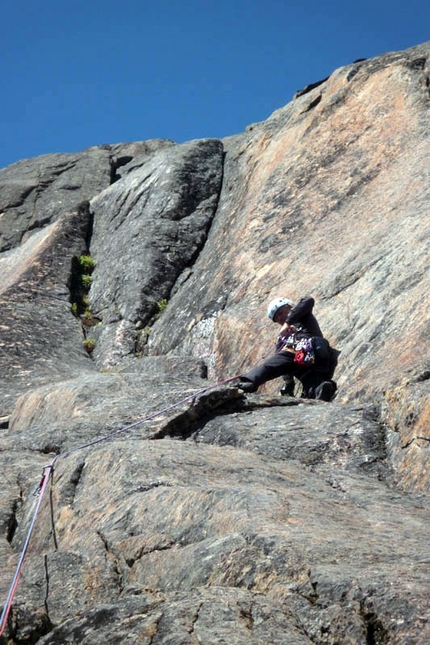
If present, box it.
[27,215,54,232]
[86,207,95,250]
[238,602,254,631]
[6,477,25,545]
[295,569,321,610]
[41,444,62,455]
[44,554,51,618]
[128,481,173,496]
[60,460,86,507]
[97,530,124,593]
[6,499,19,544]
[346,59,368,82]
[148,389,302,442]
[425,75,430,96]
[68,220,101,349]
[415,369,430,382]
[110,155,134,183]
[402,435,430,449]
[310,580,319,600]
[148,389,247,441]
[127,539,177,568]
[361,610,389,645]
[303,94,322,112]
[69,462,85,498]
[189,601,204,636]
[407,57,427,70]
[294,77,329,99]
[0,415,10,429]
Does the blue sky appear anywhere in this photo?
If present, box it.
[1,0,428,170]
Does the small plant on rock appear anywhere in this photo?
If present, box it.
[70,253,97,318]
[154,298,168,320]
[77,255,96,272]
[81,274,93,289]
[83,337,97,354]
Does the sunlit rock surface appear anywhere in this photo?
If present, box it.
[0,42,429,644]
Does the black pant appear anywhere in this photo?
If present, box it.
[242,350,302,387]
[242,337,332,392]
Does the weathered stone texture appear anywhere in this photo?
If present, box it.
[0,42,429,644]
[3,387,429,644]
[0,140,174,253]
[88,138,224,370]
[0,203,95,412]
[147,42,430,492]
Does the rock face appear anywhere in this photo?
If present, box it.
[89,138,224,370]
[0,140,174,253]
[0,42,429,645]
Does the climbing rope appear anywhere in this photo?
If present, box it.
[0,374,242,637]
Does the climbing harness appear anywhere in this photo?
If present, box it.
[279,334,314,363]
[0,374,242,637]
[292,337,316,366]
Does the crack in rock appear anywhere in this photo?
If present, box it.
[97,530,124,594]
[189,601,204,637]
[59,460,86,506]
[149,388,304,442]
[402,435,430,449]
[360,600,389,645]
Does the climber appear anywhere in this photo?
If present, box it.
[237,296,338,401]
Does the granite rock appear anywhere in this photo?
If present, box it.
[0,42,429,644]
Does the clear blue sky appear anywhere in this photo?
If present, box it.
[1,0,428,170]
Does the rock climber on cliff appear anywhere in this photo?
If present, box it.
[237,296,338,401]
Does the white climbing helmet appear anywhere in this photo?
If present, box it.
[267,297,294,321]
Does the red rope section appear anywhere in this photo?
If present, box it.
[0,374,241,637]
[0,463,55,637]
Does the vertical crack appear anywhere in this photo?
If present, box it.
[6,499,19,544]
[360,601,389,645]
[238,601,254,632]
[61,460,86,506]
[147,613,163,645]
[189,601,204,639]
[44,554,51,618]
[97,530,124,595]
[6,479,24,544]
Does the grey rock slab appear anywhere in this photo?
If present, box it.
[3,356,228,454]
[6,435,429,643]
[0,148,111,252]
[88,138,224,369]
[0,203,95,414]
[35,589,313,645]
[0,140,175,253]
[192,398,390,480]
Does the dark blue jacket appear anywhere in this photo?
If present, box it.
[286,296,323,338]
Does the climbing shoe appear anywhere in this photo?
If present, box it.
[237,379,258,393]
[280,376,295,396]
[315,380,337,402]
